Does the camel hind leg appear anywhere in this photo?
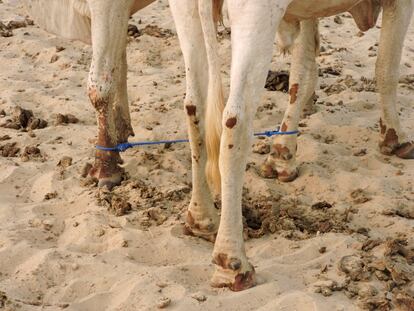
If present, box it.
[261,19,319,182]
[169,0,220,241]
[376,0,414,159]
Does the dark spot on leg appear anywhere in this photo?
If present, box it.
[186,211,195,226]
[226,117,237,129]
[273,144,293,160]
[289,83,299,104]
[212,253,228,268]
[188,216,200,230]
[384,129,399,147]
[379,128,399,155]
[185,105,196,116]
[281,122,288,132]
[182,225,193,236]
[228,144,234,149]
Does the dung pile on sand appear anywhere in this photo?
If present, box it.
[312,239,414,310]
[242,193,349,239]
[0,106,47,130]
[93,173,191,226]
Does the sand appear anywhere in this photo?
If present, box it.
[0,0,413,310]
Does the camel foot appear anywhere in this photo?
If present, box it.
[183,210,219,243]
[210,256,256,291]
[259,161,298,182]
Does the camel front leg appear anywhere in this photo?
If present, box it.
[211,0,290,291]
[87,0,134,189]
[169,0,220,241]
[261,19,319,182]
[376,0,414,159]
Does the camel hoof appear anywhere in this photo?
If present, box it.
[259,162,278,179]
[89,152,124,190]
[183,211,218,243]
[211,265,256,291]
[259,161,298,182]
[259,161,299,182]
[97,173,123,190]
[379,145,394,156]
[395,142,414,159]
[277,168,299,183]
[183,224,217,243]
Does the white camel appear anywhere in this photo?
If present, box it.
[25,0,413,291]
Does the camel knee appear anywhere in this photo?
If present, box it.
[185,101,198,118]
[87,76,115,111]
[221,106,250,151]
[223,109,243,132]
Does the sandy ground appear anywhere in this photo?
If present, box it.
[0,1,413,310]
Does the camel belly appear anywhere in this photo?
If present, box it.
[285,0,364,20]
[131,0,156,15]
[284,0,381,31]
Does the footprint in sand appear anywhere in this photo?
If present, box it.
[29,171,55,202]
[257,291,351,311]
[259,292,318,311]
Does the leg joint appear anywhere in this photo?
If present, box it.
[87,77,115,110]
[223,108,243,130]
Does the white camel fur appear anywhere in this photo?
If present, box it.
[25,0,414,291]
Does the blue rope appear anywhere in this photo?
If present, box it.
[96,128,299,153]
[253,129,299,137]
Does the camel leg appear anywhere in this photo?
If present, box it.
[87,0,134,189]
[169,0,220,241]
[261,19,319,182]
[114,50,135,144]
[377,0,414,159]
[211,0,290,291]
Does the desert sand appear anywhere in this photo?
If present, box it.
[0,0,413,310]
